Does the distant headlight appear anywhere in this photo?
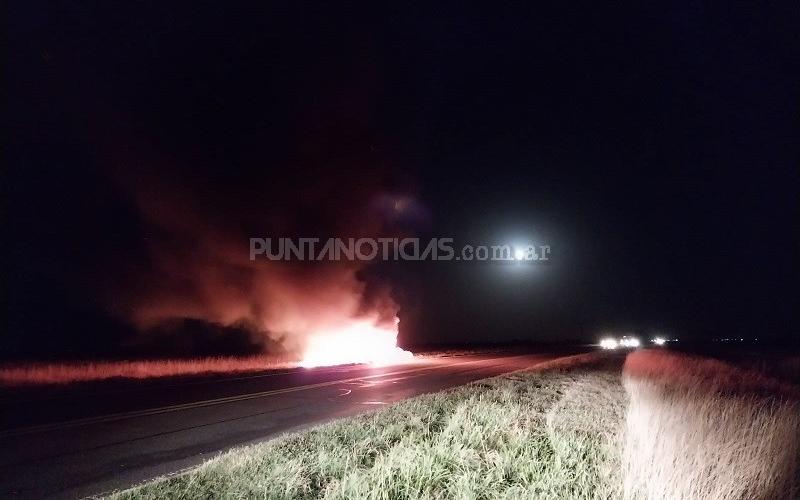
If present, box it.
[600,338,618,349]
[620,337,641,348]
[652,337,666,346]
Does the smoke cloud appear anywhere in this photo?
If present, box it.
[104,150,419,360]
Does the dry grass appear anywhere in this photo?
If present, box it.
[0,355,300,386]
[624,349,800,399]
[622,350,800,500]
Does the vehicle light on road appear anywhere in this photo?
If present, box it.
[600,338,618,350]
[620,337,640,348]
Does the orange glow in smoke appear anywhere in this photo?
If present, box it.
[300,317,413,368]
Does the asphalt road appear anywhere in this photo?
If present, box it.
[0,351,578,498]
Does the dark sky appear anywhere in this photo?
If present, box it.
[4,2,799,360]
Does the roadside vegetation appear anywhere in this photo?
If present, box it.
[0,352,496,386]
[0,355,299,386]
[622,350,800,500]
[111,350,799,500]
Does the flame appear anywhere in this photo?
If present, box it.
[300,317,413,368]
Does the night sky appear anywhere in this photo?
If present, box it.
[4,2,798,360]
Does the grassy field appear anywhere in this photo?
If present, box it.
[622,350,800,500]
[0,355,302,386]
[111,350,800,500]
[0,352,484,386]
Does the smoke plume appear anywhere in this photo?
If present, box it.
[104,150,419,360]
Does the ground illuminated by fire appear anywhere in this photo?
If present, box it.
[300,317,414,368]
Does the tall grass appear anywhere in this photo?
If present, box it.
[622,350,800,500]
[0,355,300,386]
[0,353,495,386]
